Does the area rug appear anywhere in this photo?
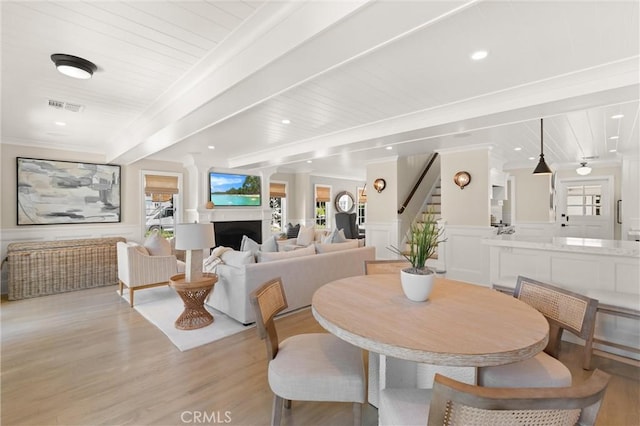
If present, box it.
[119,286,253,351]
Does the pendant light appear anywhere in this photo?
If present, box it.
[532,118,552,175]
[576,162,592,176]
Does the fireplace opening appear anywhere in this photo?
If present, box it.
[213,220,262,250]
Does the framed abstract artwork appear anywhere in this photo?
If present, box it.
[17,157,121,225]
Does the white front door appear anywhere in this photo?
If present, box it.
[556,177,614,239]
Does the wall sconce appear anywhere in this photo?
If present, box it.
[373,178,386,193]
[453,171,471,189]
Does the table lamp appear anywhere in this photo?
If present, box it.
[175,223,215,282]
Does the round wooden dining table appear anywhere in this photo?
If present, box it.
[312,274,549,367]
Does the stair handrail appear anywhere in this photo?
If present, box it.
[398,152,439,215]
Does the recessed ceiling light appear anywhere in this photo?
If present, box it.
[54,121,66,126]
[608,136,619,140]
[528,156,536,161]
[385,146,393,150]
[609,148,618,153]
[611,114,624,119]
[282,119,291,124]
[514,147,522,151]
[306,160,312,164]
[471,50,488,60]
[207,145,215,150]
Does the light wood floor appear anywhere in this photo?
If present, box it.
[1,285,638,426]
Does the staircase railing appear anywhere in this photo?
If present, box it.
[397,152,439,215]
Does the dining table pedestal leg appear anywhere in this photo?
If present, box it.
[368,354,476,408]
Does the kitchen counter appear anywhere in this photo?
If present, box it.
[484,235,639,257]
[484,233,640,362]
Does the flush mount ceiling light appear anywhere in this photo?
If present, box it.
[51,54,97,79]
[532,118,552,175]
[576,162,592,176]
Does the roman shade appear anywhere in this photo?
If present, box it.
[145,175,178,202]
[358,187,367,203]
[315,186,330,203]
[270,182,286,198]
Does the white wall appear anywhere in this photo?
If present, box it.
[365,159,399,259]
[1,143,187,293]
[440,148,490,226]
[506,167,553,223]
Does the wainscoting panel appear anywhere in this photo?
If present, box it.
[444,226,494,285]
[365,221,400,259]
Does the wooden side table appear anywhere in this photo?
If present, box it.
[169,273,218,330]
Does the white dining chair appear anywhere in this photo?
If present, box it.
[478,275,599,388]
[249,277,366,426]
[379,369,610,426]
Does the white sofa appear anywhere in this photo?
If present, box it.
[206,246,375,325]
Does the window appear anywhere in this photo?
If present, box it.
[357,186,367,226]
[143,172,181,237]
[270,182,287,233]
[315,185,331,229]
[566,184,602,216]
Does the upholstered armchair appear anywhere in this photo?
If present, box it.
[335,212,359,239]
[116,241,185,307]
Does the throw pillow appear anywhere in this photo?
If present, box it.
[321,228,348,244]
[240,235,261,256]
[296,224,315,246]
[314,229,331,242]
[220,250,255,267]
[128,242,150,256]
[261,235,279,252]
[143,229,172,256]
[285,223,300,239]
[258,244,316,262]
[315,240,359,253]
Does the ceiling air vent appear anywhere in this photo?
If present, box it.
[47,99,85,113]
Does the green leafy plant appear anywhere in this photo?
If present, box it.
[388,210,446,274]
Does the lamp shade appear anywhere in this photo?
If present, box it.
[533,156,552,175]
[175,223,215,250]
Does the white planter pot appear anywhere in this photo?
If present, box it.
[400,269,435,302]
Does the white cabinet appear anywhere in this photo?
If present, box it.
[491,185,507,201]
[490,169,508,201]
[490,168,507,187]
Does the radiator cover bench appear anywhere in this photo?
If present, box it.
[7,237,125,300]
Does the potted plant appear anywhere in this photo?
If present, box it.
[388,210,446,301]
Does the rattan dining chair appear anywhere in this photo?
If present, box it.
[478,275,599,388]
[364,259,411,275]
[379,368,610,426]
[249,277,366,426]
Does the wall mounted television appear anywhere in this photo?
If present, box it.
[209,172,261,206]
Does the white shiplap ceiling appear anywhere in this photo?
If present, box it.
[1,0,638,180]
